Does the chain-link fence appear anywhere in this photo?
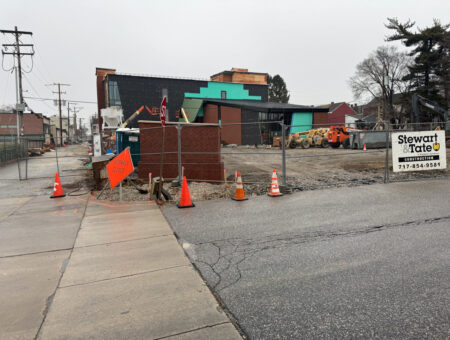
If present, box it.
[124,121,445,199]
[0,136,28,164]
[1,120,448,199]
[0,135,90,182]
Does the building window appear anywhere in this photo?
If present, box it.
[221,91,227,99]
[108,81,121,107]
[258,112,268,121]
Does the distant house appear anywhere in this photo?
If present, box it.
[43,116,51,144]
[0,112,45,139]
[360,93,408,118]
[0,112,49,149]
[319,102,356,125]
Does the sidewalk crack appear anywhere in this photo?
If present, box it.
[153,321,232,340]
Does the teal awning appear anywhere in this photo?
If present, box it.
[290,112,313,133]
[179,98,204,122]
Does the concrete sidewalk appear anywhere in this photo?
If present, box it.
[37,198,241,339]
[0,195,88,340]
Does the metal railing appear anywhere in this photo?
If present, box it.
[0,136,27,164]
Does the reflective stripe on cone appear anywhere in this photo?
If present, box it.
[268,169,283,197]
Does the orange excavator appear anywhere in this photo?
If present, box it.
[328,126,363,149]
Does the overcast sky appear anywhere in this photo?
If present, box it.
[1,0,449,124]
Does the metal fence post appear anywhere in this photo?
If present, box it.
[281,121,287,186]
[384,122,390,183]
[55,141,60,174]
[177,124,182,185]
[25,139,28,180]
[16,137,21,180]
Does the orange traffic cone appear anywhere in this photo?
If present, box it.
[177,176,195,208]
[268,169,283,197]
[363,144,367,151]
[50,172,66,198]
[232,172,248,201]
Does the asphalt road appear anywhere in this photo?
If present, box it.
[163,179,450,339]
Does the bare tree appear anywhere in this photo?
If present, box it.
[349,46,412,121]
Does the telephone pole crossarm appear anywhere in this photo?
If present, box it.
[47,83,71,146]
[0,26,35,138]
[0,29,33,35]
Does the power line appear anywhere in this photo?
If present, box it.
[23,61,53,95]
[1,26,34,138]
[21,73,56,113]
[23,95,96,104]
[30,36,55,83]
[1,69,12,106]
[47,82,70,146]
[30,60,53,87]
[1,27,34,105]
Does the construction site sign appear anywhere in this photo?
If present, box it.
[392,130,446,172]
[106,148,134,189]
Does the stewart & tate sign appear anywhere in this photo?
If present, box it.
[391,130,447,172]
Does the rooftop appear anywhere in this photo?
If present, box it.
[202,99,329,113]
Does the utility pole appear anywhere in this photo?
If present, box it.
[79,117,82,140]
[73,113,77,140]
[1,26,34,138]
[48,83,70,146]
[382,63,386,122]
[67,102,82,143]
[67,101,70,143]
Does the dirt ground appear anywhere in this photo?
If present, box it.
[94,144,450,202]
[222,145,450,190]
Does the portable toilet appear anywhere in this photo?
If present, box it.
[116,128,140,167]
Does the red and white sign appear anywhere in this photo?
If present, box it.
[160,96,167,127]
[106,148,134,189]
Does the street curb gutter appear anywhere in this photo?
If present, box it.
[160,206,247,340]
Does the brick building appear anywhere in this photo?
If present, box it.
[319,102,356,125]
[0,112,45,138]
[210,68,268,85]
[95,68,268,130]
[184,99,329,145]
[138,121,223,182]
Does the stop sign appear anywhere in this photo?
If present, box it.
[160,96,167,126]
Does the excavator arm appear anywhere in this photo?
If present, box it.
[412,94,448,127]
[121,106,145,128]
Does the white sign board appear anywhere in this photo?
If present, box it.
[93,133,102,157]
[392,131,446,172]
